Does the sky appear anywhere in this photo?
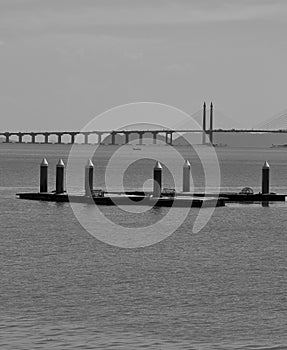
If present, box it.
[0,0,287,131]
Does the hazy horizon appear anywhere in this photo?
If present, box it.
[1,0,287,131]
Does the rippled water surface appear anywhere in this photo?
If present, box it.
[0,144,286,349]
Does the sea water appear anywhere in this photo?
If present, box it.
[0,143,286,349]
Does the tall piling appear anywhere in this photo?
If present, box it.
[56,159,65,194]
[182,160,191,192]
[202,102,206,145]
[262,161,270,194]
[85,159,94,196]
[40,158,48,193]
[153,161,162,197]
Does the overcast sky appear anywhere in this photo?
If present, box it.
[0,0,287,131]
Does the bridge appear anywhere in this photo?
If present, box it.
[1,103,287,145]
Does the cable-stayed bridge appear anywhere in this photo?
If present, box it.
[252,108,287,130]
[1,104,287,145]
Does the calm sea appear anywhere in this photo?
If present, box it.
[0,143,286,350]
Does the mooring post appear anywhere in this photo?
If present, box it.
[40,158,48,193]
[182,160,191,192]
[153,161,162,197]
[262,161,270,194]
[85,159,94,196]
[56,159,65,194]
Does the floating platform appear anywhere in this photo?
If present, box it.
[193,192,286,202]
[16,190,286,208]
[16,192,225,208]
[114,191,287,202]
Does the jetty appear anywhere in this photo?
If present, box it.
[16,158,286,207]
[16,158,224,208]
[16,191,224,208]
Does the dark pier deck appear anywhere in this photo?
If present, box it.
[194,192,286,202]
[16,190,286,207]
[16,192,225,208]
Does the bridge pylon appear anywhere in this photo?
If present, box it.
[209,102,213,144]
[202,102,214,145]
[202,102,206,145]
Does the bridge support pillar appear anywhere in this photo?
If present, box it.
[18,133,23,143]
[57,134,62,144]
[169,132,173,146]
[97,133,102,144]
[31,133,36,144]
[5,133,10,143]
[44,133,49,144]
[110,132,116,145]
[70,133,75,144]
[152,132,158,144]
[137,132,144,145]
[165,132,173,145]
[83,133,89,144]
[124,132,130,144]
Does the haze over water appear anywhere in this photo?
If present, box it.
[0,143,287,350]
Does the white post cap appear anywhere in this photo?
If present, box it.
[154,161,162,170]
[41,158,48,166]
[86,159,94,167]
[183,160,191,168]
[263,161,270,169]
[57,159,65,167]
